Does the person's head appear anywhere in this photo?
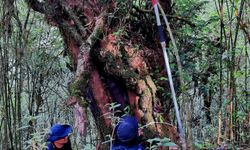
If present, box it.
[47,124,72,149]
[115,115,139,144]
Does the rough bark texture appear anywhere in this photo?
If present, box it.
[27,0,180,148]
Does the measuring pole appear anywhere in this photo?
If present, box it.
[151,0,186,149]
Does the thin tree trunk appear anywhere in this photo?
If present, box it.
[186,102,193,149]
[228,0,245,143]
[243,36,248,144]
[217,0,224,145]
[225,0,235,142]
[224,0,231,142]
[218,111,222,145]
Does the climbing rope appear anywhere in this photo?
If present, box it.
[151,0,187,149]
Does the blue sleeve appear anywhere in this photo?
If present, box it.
[47,143,54,150]
[138,144,145,150]
[112,144,144,150]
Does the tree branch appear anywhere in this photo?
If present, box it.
[241,25,250,44]
[64,7,87,37]
[133,5,196,27]
[26,0,46,13]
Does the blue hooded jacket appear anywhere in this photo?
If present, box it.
[112,116,145,150]
[112,144,144,150]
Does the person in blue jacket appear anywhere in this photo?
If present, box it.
[112,115,145,150]
[46,124,73,150]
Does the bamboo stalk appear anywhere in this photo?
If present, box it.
[218,110,222,145]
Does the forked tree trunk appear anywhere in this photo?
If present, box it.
[27,0,180,148]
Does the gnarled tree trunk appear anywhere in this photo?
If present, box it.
[26,0,180,148]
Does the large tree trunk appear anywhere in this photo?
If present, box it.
[27,0,180,148]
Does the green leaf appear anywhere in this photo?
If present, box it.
[147,137,161,143]
[234,70,245,78]
[161,137,171,142]
[235,0,239,5]
[147,137,176,147]
[195,142,204,149]
[146,139,155,143]
[183,73,192,82]
[161,142,177,147]
[160,77,168,81]
[17,125,30,131]
[159,115,164,123]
